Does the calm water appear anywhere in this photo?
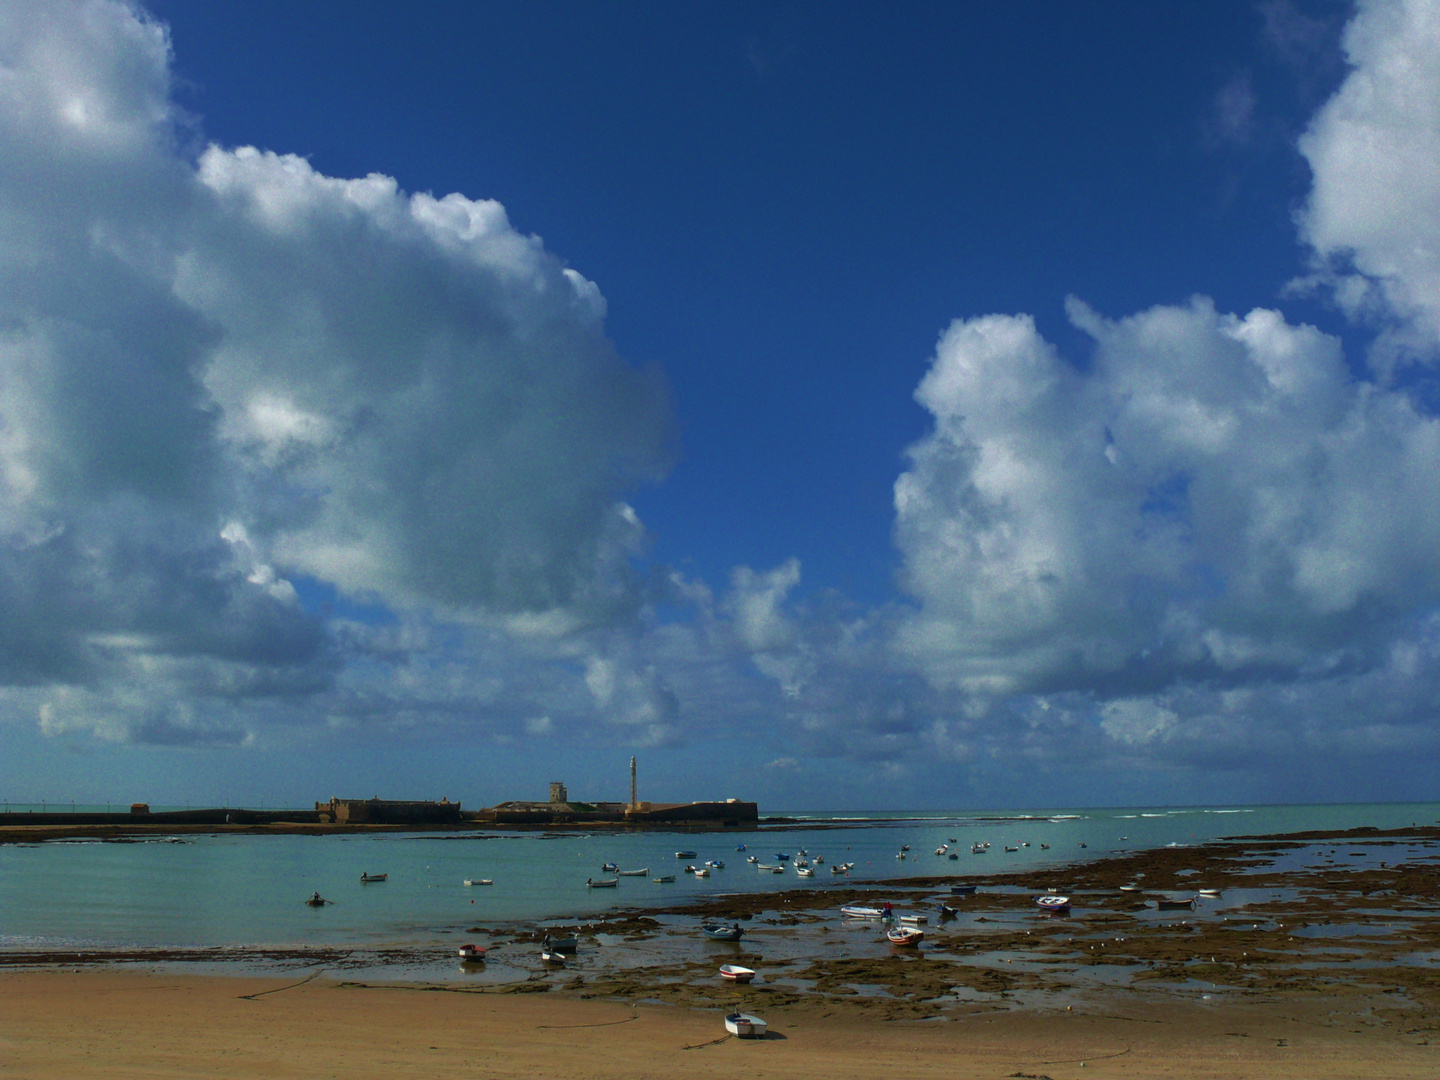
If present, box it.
[2,802,1436,953]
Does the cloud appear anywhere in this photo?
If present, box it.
[889,292,1440,766]
[1295,0,1440,368]
[0,0,672,745]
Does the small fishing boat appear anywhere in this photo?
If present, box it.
[950,883,977,895]
[830,864,848,874]
[774,853,790,861]
[1157,896,1195,911]
[813,855,824,863]
[935,845,948,855]
[702,923,745,941]
[1119,883,1143,893]
[840,903,892,920]
[937,903,959,918]
[898,913,927,925]
[1035,895,1071,913]
[794,858,809,868]
[1004,846,1019,853]
[1197,887,1221,897]
[725,1012,766,1039]
[683,864,698,873]
[694,866,711,878]
[887,926,924,946]
[795,866,815,877]
[900,844,910,851]
[601,862,619,873]
[617,867,649,876]
[543,933,578,952]
[770,865,785,874]
[947,852,959,860]
[305,892,328,907]
[757,863,780,871]
[746,855,759,864]
[585,877,618,888]
[1040,843,1050,849]
[359,872,387,883]
[706,859,725,869]
[719,964,755,982]
[457,943,486,962]
[971,844,985,854]
[652,874,676,883]
[464,878,494,887]
[675,850,698,859]
[736,843,747,852]
[541,947,566,965]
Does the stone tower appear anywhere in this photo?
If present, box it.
[548,781,568,804]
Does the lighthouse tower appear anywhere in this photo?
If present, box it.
[629,756,638,811]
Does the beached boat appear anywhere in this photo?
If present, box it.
[937,903,959,918]
[1034,895,1071,912]
[543,933,578,952]
[1119,883,1142,893]
[1197,887,1221,897]
[541,947,566,965]
[701,924,744,941]
[463,878,493,886]
[617,867,649,876]
[950,883,977,895]
[458,943,486,962]
[719,964,755,982]
[887,926,924,946]
[725,1012,766,1038]
[898,913,927,925]
[840,903,892,920]
[359,872,387,883]
[675,850,697,859]
[586,877,618,888]
[1157,896,1195,910]
[652,874,676,883]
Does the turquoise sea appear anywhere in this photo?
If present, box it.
[2,802,1436,958]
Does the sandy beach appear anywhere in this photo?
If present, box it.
[3,825,1437,1078]
[1,968,1435,1079]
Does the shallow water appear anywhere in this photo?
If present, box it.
[2,802,1436,960]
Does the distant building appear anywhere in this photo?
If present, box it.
[549,782,568,804]
[316,796,462,825]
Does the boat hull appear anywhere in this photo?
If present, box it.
[725,1012,767,1038]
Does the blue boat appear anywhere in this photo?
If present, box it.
[701,923,745,942]
[774,853,790,861]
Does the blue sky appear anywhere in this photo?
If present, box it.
[2,0,1438,810]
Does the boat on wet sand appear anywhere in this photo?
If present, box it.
[1035,895,1071,913]
[458,943,486,962]
[702,923,745,941]
[1157,895,1195,910]
[887,925,924,946]
[725,1012,767,1039]
[840,903,893,920]
[719,964,755,982]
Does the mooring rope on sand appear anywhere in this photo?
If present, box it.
[238,967,325,1000]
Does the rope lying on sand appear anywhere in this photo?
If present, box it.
[238,968,325,1000]
[536,1013,639,1030]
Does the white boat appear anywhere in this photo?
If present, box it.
[617,867,649,876]
[898,913,927,925]
[464,878,494,887]
[586,877,619,888]
[840,903,892,920]
[1035,895,1071,912]
[1198,887,1221,896]
[795,866,815,877]
[725,1012,767,1039]
[1119,883,1142,893]
[770,865,785,873]
[746,855,759,864]
[830,864,847,874]
[652,874,676,883]
[719,964,755,982]
[541,948,566,965]
[757,863,780,870]
[705,859,725,869]
[359,872,387,883]
[887,926,924,946]
[457,943,486,962]
[702,923,745,941]
[694,866,711,878]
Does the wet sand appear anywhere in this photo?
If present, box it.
[3,825,1438,1077]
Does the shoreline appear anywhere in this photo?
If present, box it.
[3,823,1437,1075]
